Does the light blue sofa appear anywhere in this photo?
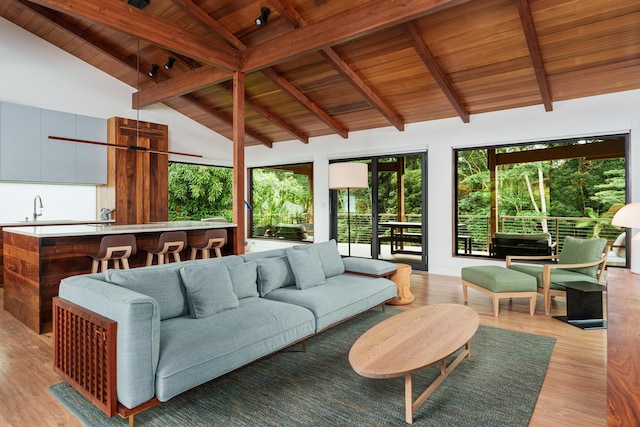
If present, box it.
[55,240,397,420]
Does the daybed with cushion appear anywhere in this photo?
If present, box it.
[491,232,553,258]
[53,240,397,425]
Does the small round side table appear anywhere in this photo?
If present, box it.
[389,263,415,305]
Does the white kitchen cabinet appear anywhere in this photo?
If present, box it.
[41,109,77,183]
[0,102,41,181]
[76,115,107,184]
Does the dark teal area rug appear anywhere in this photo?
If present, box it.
[49,308,555,426]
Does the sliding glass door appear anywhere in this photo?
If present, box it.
[330,152,427,271]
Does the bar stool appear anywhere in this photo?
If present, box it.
[144,231,187,266]
[190,229,227,260]
[89,234,137,273]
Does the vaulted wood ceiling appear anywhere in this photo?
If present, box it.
[3,0,640,148]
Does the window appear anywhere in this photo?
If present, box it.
[454,135,628,266]
[249,163,313,242]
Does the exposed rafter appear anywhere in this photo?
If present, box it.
[262,67,349,139]
[266,0,306,28]
[403,21,469,123]
[242,0,470,72]
[321,47,404,131]
[28,0,240,71]
[181,95,273,148]
[219,83,309,144]
[516,0,553,112]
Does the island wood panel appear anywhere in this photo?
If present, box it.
[607,268,640,425]
[3,226,235,334]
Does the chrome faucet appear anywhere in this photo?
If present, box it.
[33,195,44,221]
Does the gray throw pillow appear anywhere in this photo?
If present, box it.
[227,261,260,299]
[558,236,607,278]
[256,256,296,296]
[286,245,326,290]
[313,239,345,278]
[179,263,239,318]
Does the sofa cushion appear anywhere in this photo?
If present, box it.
[287,245,326,290]
[256,256,296,296]
[314,239,345,278]
[227,261,259,299]
[342,257,396,276]
[558,236,607,278]
[105,267,188,320]
[507,264,601,290]
[179,263,239,318]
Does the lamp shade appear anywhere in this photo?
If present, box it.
[329,162,368,189]
[612,202,640,229]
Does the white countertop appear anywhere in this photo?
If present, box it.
[2,221,236,238]
[0,219,114,227]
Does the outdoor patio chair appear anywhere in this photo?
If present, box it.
[506,236,609,315]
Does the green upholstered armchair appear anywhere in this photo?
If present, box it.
[506,236,609,315]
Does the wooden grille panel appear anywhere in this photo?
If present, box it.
[53,297,118,417]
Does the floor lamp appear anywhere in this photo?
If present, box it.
[612,201,640,274]
[329,162,369,256]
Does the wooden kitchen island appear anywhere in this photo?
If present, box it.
[3,221,236,333]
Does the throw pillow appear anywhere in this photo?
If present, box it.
[179,263,239,319]
[286,245,326,290]
[256,256,296,297]
[612,233,626,258]
[227,261,260,299]
[558,236,607,278]
[313,239,345,278]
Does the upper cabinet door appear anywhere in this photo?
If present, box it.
[76,115,107,184]
[41,109,77,183]
[0,102,41,181]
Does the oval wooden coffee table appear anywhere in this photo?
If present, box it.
[349,304,479,424]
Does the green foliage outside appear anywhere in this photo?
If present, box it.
[168,163,233,221]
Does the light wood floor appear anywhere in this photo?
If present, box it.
[0,272,606,426]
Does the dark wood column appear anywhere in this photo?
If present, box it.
[232,72,246,254]
[106,117,169,225]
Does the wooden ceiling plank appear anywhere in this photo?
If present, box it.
[403,21,469,123]
[220,83,308,144]
[172,0,246,51]
[134,66,232,108]
[29,0,240,71]
[242,0,470,72]
[266,0,306,28]
[517,0,553,112]
[16,0,160,78]
[321,47,404,131]
[262,67,349,139]
[181,94,273,148]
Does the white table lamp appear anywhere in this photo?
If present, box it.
[329,162,368,256]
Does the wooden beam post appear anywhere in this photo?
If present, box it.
[233,72,246,254]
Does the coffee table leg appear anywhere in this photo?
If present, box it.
[405,374,413,424]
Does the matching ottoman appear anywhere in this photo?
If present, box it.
[461,266,537,316]
[388,263,414,305]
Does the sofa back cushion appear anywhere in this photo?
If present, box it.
[314,240,345,278]
[558,236,607,278]
[256,256,296,296]
[286,245,326,290]
[105,267,188,320]
[227,261,260,299]
[179,263,239,318]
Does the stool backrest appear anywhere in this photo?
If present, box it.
[204,228,227,243]
[156,231,188,252]
[96,234,137,258]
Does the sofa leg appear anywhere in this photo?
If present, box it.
[301,340,307,353]
[129,415,135,427]
[381,303,386,313]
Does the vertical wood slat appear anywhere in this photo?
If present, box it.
[53,297,118,418]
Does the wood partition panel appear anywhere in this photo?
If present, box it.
[107,117,169,225]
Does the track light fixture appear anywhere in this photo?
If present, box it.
[127,0,149,9]
[164,57,175,70]
[255,7,270,27]
[148,64,159,77]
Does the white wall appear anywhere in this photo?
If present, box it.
[246,90,640,275]
[0,18,233,166]
[2,16,639,275]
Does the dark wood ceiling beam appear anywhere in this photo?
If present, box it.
[321,47,404,131]
[17,0,161,79]
[29,0,240,71]
[403,22,470,123]
[134,66,231,108]
[266,0,306,28]
[181,95,273,148]
[516,0,553,112]
[172,0,246,51]
[219,83,308,144]
[242,0,470,72]
[262,67,349,139]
